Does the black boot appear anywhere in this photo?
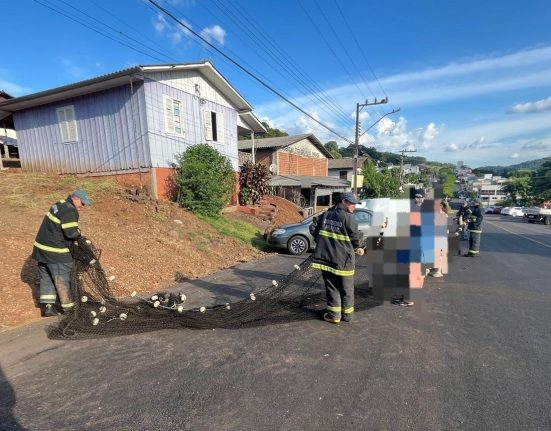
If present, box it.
[42,304,58,317]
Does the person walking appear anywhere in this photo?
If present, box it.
[465,199,483,257]
[32,190,91,316]
[310,192,363,324]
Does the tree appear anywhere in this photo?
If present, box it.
[175,144,236,216]
[360,160,401,198]
[503,176,532,206]
[531,161,551,202]
[238,122,288,140]
[443,173,455,198]
[324,140,342,159]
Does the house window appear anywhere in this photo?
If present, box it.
[164,96,184,136]
[56,105,78,143]
[204,110,224,143]
[339,170,348,180]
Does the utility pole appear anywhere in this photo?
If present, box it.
[353,97,389,195]
[399,147,417,188]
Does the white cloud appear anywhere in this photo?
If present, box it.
[520,139,551,150]
[509,96,551,114]
[0,78,32,96]
[511,152,520,158]
[59,58,90,79]
[200,25,226,46]
[153,13,193,45]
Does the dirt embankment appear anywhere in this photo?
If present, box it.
[0,172,267,330]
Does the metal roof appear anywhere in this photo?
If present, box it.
[328,157,370,169]
[0,62,265,132]
[238,134,333,158]
[270,175,350,188]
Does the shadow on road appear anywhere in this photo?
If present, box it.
[0,363,26,430]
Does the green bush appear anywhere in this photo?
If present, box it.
[175,144,236,216]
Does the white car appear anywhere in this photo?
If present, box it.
[504,207,524,217]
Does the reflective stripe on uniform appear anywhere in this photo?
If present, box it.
[343,306,354,314]
[61,222,79,229]
[46,212,61,224]
[61,302,75,309]
[34,241,70,254]
[327,305,342,312]
[318,230,351,241]
[40,294,57,300]
[312,263,355,276]
[470,230,482,233]
[469,250,480,254]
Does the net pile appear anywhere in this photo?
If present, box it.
[48,236,379,339]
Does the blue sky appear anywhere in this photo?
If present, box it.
[2,0,551,167]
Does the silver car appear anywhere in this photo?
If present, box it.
[266,209,376,255]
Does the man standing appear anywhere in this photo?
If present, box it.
[456,200,471,240]
[310,192,363,324]
[32,190,91,316]
[465,199,483,257]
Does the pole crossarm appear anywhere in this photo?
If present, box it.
[352,99,400,195]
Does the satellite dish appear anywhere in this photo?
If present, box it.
[269,164,277,173]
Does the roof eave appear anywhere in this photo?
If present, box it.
[0,68,143,112]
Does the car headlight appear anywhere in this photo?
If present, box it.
[271,228,286,235]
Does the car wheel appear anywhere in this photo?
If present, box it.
[288,235,308,255]
[545,217,551,226]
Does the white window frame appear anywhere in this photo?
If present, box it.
[163,95,184,136]
[204,110,224,143]
[56,105,78,143]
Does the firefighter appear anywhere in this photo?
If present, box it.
[310,192,363,324]
[32,190,90,316]
[456,200,471,240]
[465,199,483,257]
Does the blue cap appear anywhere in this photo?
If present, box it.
[341,192,359,204]
[72,189,91,206]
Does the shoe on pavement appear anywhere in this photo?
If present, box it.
[341,313,353,323]
[323,313,341,324]
[42,304,58,317]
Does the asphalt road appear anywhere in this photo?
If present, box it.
[1,215,551,431]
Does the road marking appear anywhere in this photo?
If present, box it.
[486,220,551,249]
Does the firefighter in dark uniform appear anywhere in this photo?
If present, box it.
[32,190,90,316]
[465,199,483,257]
[310,192,363,324]
[456,200,471,240]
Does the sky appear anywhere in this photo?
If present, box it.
[2,0,551,167]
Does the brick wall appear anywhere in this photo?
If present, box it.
[277,151,328,176]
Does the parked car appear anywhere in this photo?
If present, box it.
[500,207,511,215]
[503,207,524,217]
[266,208,377,255]
[493,207,503,214]
[484,206,495,214]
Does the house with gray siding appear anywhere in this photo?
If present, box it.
[0,62,265,198]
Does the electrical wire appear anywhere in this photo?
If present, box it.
[146,0,354,144]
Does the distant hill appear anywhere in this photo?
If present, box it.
[475,157,551,176]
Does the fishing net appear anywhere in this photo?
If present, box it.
[47,236,380,339]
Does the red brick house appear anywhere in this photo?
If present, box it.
[238,134,350,211]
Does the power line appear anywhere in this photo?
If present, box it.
[333,0,390,103]
[146,0,353,144]
[313,0,376,100]
[33,0,170,63]
[207,0,354,127]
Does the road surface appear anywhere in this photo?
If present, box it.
[1,214,550,431]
